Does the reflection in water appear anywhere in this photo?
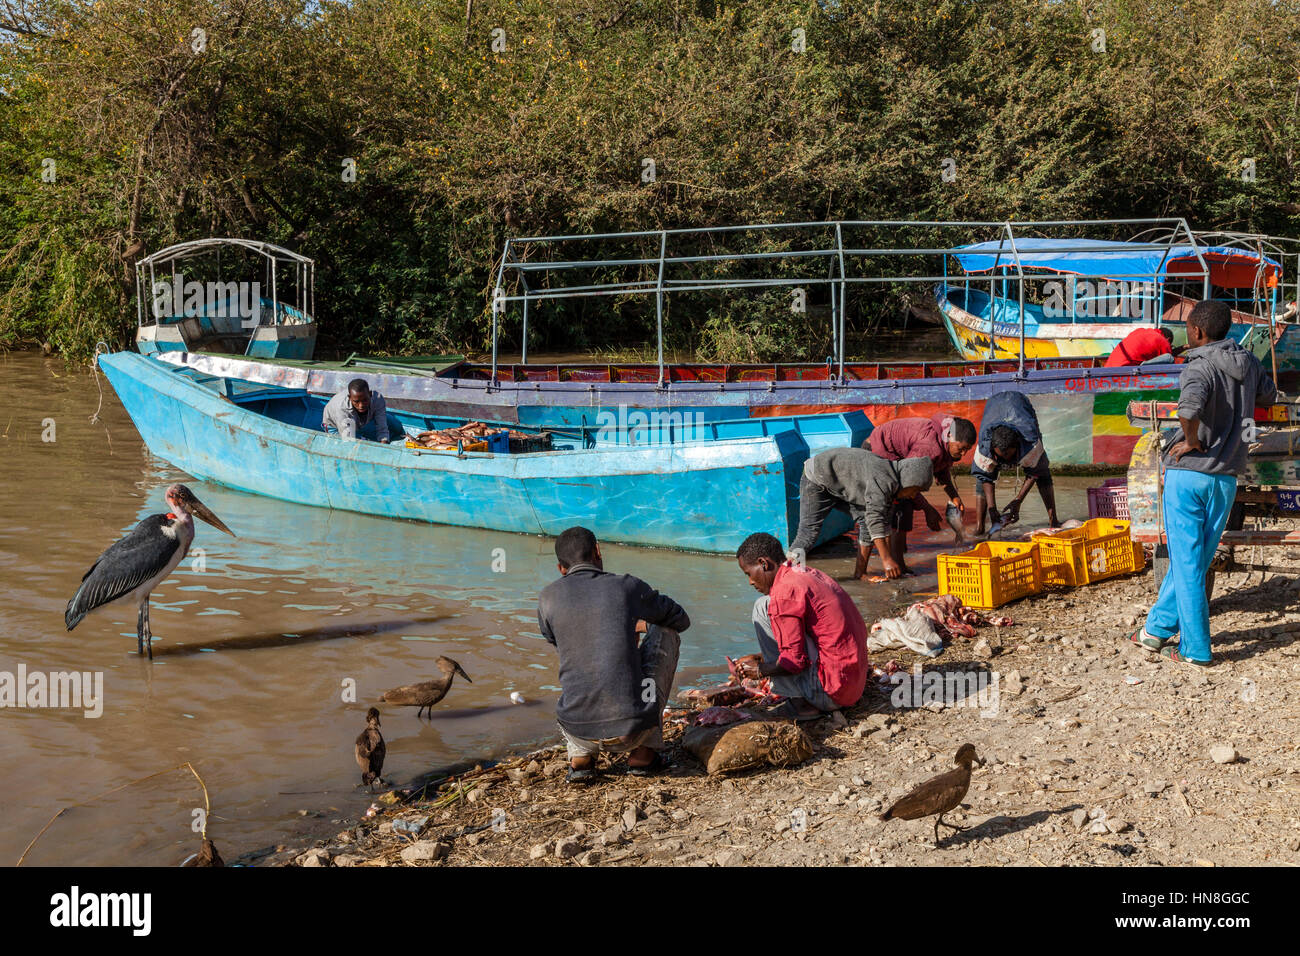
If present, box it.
[0,350,1089,864]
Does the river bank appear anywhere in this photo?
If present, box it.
[249,556,1300,868]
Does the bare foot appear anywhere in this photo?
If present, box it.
[627,745,656,768]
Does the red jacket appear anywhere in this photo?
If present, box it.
[1105,328,1172,367]
[767,562,869,707]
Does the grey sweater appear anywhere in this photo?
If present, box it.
[805,448,935,541]
[537,565,690,739]
[1165,338,1276,476]
[322,389,390,439]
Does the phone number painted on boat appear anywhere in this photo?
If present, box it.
[1064,375,1160,392]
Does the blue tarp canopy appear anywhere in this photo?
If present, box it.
[952,237,1281,285]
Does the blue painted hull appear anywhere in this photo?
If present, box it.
[99,353,868,553]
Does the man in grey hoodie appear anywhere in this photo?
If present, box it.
[538,526,690,783]
[790,448,935,580]
[1133,300,1277,666]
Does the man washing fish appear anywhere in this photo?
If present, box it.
[971,390,1060,536]
[789,446,936,580]
[865,413,978,570]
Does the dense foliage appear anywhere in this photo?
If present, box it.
[1,0,1297,362]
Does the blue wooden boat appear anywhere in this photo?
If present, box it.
[98,352,872,553]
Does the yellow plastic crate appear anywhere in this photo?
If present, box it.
[1034,518,1145,586]
[937,541,1042,609]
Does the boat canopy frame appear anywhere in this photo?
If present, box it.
[134,238,315,350]
[489,218,1220,385]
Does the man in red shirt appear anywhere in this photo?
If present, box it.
[866,413,976,573]
[1104,326,1175,367]
[734,532,869,719]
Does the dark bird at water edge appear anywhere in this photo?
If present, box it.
[881,743,980,844]
[380,657,472,718]
[355,707,386,789]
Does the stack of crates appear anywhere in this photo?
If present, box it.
[938,519,1146,608]
[1036,518,1145,587]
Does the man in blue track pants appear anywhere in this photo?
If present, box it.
[1133,300,1276,666]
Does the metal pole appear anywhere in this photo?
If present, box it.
[1003,222,1026,374]
[835,222,846,382]
[521,295,530,365]
[490,241,513,386]
[656,231,667,386]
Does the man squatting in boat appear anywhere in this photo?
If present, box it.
[321,378,404,443]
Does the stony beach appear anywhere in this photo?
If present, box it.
[246,550,1300,868]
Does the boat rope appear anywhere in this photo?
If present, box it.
[88,340,109,426]
[16,761,212,866]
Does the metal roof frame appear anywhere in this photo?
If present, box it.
[489,218,1210,385]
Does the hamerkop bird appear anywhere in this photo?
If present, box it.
[881,743,980,844]
[380,656,472,718]
[355,707,386,788]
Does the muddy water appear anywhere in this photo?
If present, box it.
[0,349,1090,865]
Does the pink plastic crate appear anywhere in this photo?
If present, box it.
[1087,477,1129,520]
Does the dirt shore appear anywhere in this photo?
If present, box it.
[244,558,1300,868]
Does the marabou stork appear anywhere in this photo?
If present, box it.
[65,484,235,660]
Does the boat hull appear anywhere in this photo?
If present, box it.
[98,353,859,553]
[156,351,1187,468]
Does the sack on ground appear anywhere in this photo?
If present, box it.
[682,720,815,775]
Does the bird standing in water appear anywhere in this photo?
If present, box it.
[881,743,980,845]
[65,484,235,659]
[380,657,472,718]
[355,707,386,789]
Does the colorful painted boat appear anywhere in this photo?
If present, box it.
[154,221,1300,468]
[97,352,872,553]
[134,239,317,360]
[938,237,1298,367]
[155,350,1182,468]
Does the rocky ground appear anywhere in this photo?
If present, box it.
[245,555,1300,868]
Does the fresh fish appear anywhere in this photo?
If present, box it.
[945,503,966,542]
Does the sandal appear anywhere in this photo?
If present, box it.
[565,765,601,785]
[1159,645,1212,667]
[1128,627,1169,652]
[764,700,825,722]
